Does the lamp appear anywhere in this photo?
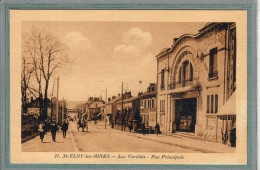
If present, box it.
[197,49,204,61]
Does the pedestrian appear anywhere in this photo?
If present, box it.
[78,118,81,126]
[155,123,160,136]
[142,124,146,136]
[129,122,133,132]
[50,121,59,142]
[61,121,68,139]
[43,120,49,134]
[38,121,45,143]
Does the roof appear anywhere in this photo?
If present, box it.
[139,91,156,99]
[106,95,122,105]
[198,22,218,32]
[26,98,51,108]
[156,22,235,59]
[116,96,140,104]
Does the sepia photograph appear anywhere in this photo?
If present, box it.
[21,21,237,153]
[9,10,247,165]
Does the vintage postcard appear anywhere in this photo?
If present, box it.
[9,10,247,165]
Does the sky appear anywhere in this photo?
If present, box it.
[22,21,206,102]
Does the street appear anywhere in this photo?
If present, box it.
[22,120,235,153]
[71,121,199,152]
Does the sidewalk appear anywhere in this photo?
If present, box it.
[22,128,79,152]
[89,120,236,153]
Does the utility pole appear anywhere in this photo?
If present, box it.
[62,97,64,122]
[105,88,107,129]
[51,79,55,122]
[121,82,123,131]
[105,88,107,102]
[56,77,59,123]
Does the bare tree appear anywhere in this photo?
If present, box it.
[21,55,33,113]
[22,26,70,120]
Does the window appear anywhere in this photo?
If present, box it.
[161,69,165,89]
[178,66,182,84]
[215,95,218,113]
[190,64,193,81]
[183,61,189,87]
[148,100,150,109]
[209,48,218,78]
[178,61,193,87]
[151,99,154,108]
[207,95,210,113]
[160,100,161,112]
[207,94,218,114]
[144,100,146,108]
[227,27,236,99]
[211,95,214,113]
[160,100,165,112]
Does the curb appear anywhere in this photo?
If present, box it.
[89,123,218,153]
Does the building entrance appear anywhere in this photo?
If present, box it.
[175,98,197,132]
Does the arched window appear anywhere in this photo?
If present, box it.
[190,63,193,81]
[178,60,193,87]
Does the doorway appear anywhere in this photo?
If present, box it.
[175,98,197,132]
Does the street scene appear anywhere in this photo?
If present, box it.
[22,120,235,153]
[21,22,237,153]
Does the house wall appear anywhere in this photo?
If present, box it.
[157,23,235,140]
[27,108,51,117]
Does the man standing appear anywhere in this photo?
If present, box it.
[155,123,160,136]
[61,121,68,139]
[50,121,59,142]
[142,124,146,136]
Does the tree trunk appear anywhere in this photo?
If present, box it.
[43,80,49,120]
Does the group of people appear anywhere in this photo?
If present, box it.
[38,121,69,143]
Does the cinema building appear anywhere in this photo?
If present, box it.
[156,23,236,145]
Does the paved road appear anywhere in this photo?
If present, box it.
[71,121,199,152]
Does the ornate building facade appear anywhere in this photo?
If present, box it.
[156,23,236,145]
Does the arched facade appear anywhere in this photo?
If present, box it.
[156,23,237,145]
[169,46,199,89]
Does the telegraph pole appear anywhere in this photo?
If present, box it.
[62,97,64,122]
[105,88,107,129]
[56,77,59,123]
[50,79,55,122]
[105,88,107,102]
[121,82,123,131]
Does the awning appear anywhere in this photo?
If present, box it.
[217,92,236,115]
[216,92,236,120]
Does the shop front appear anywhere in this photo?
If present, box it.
[174,98,197,132]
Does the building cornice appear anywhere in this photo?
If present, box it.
[155,22,235,60]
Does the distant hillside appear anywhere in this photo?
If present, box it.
[66,101,85,109]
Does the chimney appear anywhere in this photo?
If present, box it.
[173,38,178,44]
[126,91,132,99]
[138,92,143,96]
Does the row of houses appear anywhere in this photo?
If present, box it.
[103,84,157,132]
[107,22,236,146]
